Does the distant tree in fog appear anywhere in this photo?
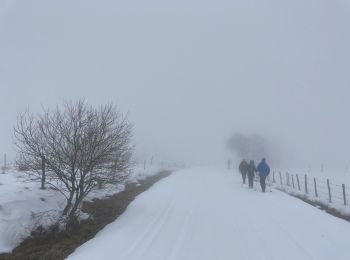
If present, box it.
[227,133,277,163]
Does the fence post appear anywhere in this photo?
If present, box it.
[314,178,318,197]
[304,174,308,194]
[292,175,295,189]
[342,184,347,205]
[296,174,300,191]
[327,179,332,203]
[286,172,290,186]
[144,160,147,170]
[4,154,6,170]
[279,171,283,186]
[41,155,46,190]
[273,171,275,183]
[1,154,6,174]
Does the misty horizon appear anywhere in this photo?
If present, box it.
[1,0,350,169]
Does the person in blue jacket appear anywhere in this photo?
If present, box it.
[257,158,270,192]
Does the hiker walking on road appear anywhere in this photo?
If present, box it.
[257,158,270,192]
[239,159,249,184]
[247,160,256,189]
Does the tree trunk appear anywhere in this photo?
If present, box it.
[41,155,46,189]
[62,191,75,217]
[67,194,84,225]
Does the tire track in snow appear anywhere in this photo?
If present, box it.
[120,197,177,259]
[166,211,191,260]
[165,197,198,260]
[131,198,177,259]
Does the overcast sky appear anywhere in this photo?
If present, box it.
[1,0,350,167]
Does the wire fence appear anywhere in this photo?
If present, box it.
[267,171,350,208]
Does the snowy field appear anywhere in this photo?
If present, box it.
[67,168,350,260]
[272,167,350,214]
[0,164,166,253]
[275,167,350,186]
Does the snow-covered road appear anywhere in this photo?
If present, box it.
[68,168,350,260]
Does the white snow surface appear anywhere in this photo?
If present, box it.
[68,168,350,260]
[0,165,163,253]
[272,168,350,215]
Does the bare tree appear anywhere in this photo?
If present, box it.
[227,132,284,166]
[227,133,268,161]
[14,100,133,224]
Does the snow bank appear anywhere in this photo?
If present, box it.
[270,168,350,215]
[0,164,166,253]
[0,170,64,252]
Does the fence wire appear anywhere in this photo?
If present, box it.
[269,171,350,207]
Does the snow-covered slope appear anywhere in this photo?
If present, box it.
[0,165,164,253]
[0,170,65,253]
[68,168,350,260]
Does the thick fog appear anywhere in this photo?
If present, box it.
[1,0,350,168]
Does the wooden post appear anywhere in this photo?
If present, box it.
[286,172,290,186]
[314,178,318,197]
[342,184,347,205]
[327,179,332,203]
[150,157,154,166]
[305,174,308,194]
[144,160,147,170]
[4,154,6,170]
[272,171,275,183]
[1,154,6,174]
[296,174,301,191]
[292,175,295,189]
[41,155,46,189]
[279,171,283,186]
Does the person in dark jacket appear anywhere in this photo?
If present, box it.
[247,160,256,188]
[238,159,249,184]
[257,158,270,192]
